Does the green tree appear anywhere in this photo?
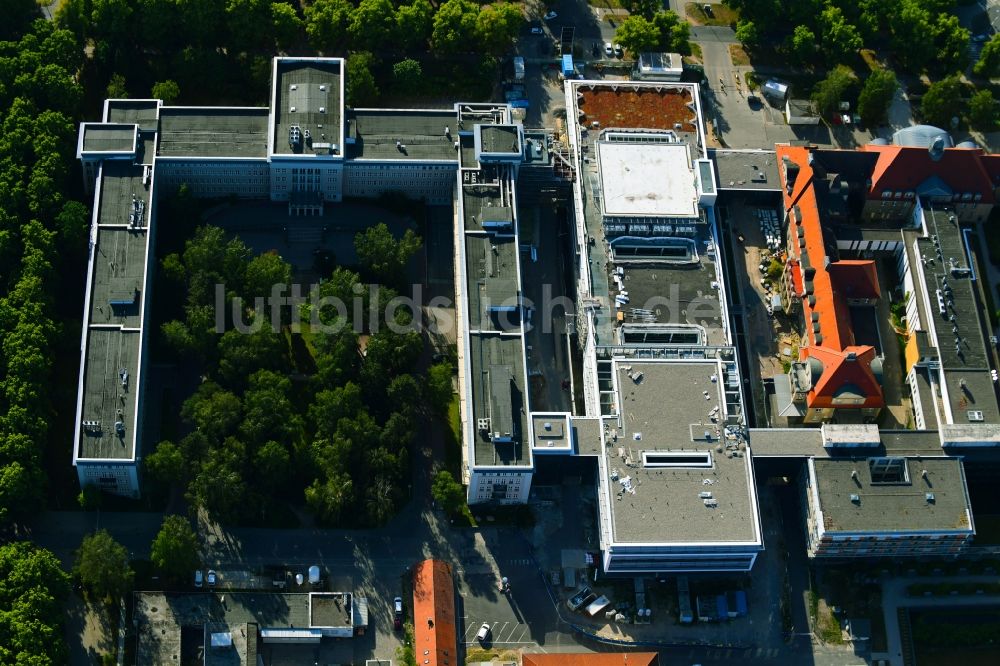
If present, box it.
[811,64,856,116]
[614,15,660,55]
[305,0,353,52]
[426,361,454,414]
[145,440,186,485]
[346,51,380,105]
[187,442,249,522]
[476,3,524,56]
[310,382,364,438]
[735,19,759,48]
[921,74,963,127]
[254,441,291,489]
[106,73,128,98]
[431,470,465,514]
[76,530,133,602]
[305,472,354,524]
[393,59,423,94]
[934,13,970,73]
[354,222,422,285]
[857,68,898,126]
[239,370,301,445]
[395,0,434,51]
[0,542,70,664]
[890,0,936,72]
[788,25,817,64]
[182,382,243,442]
[969,89,997,130]
[431,0,479,53]
[651,11,691,55]
[819,4,862,61]
[624,0,658,20]
[349,0,396,51]
[150,515,200,584]
[975,34,1000,78]
[225,0,273,52]
[271,2,304,49]
[152,79,181,104]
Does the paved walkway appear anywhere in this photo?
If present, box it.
[880,575,1000,666]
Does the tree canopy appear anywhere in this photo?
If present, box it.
[0,542,70,664]
[921,74,964,127]
[354,222,422,286]
[151,514,200,585]
[76,530,134,602]
[857,68,898,126]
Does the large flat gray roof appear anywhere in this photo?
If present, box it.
[78,162,151,461]
[135,592,311,666]
[609,233,727,346]
[82,124,137,153]
[78,328,140,460]
[465,234,519,331]
[710,149,781,191]
[470,334,530,467]
[918,205,1000,424]
[749,428,946,457]
[158,107,269,158]
[605,360,758,544]
[347,109,459,161]
[105,100,159,131]
[463,185,512,232]
[811,457,973,534]
[273,60,342,156]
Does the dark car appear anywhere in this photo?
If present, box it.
[747,94,762,108]
[393,596,403,630]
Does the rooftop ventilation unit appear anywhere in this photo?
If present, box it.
[925,492,936,503]
[850,493,861,504]
[968,410,985,422]
[319,107,326,113]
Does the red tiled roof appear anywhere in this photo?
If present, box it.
[522,653,659,666]
[412,560,456,666]
[777,145,884,410]
[862,144,996,203]
[805,345,884,409]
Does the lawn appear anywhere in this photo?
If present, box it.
[729,44,751,67]
[685,2,740,26]
[587,0,624,8]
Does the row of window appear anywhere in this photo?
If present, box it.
[881,190,983,202]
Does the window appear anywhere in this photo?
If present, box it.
[869,457,909,484]
[642,451,712,468]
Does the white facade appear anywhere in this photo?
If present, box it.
[468,470,533,503]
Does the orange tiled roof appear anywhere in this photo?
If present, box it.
[412,559,456,666]
[777,145,884,409]
[522,653,659,666]
[862,144,996,202]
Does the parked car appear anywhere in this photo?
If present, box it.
[544,11,558,20]
[604,42,613,57]
[614,43,623,57]
[194,570,204,588]
[747,94,761,108]
[475,622,491,642]
[702,4,714,17]
[393,596,403,630]
[206,570,217,587]
[530,26,543,35]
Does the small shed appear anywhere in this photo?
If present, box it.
[635,52,683,81]
[786,98,821,125]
